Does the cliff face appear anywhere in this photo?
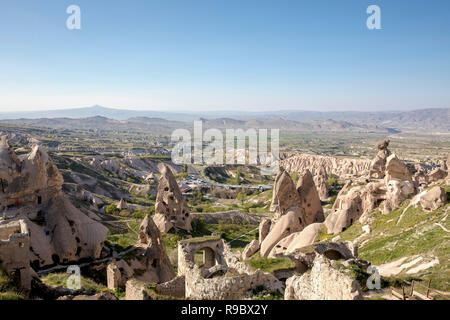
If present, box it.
[0,136,107,268]
[281,154,371,179]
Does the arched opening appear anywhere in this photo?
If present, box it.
[51,254,60,265]
[323,249,344,260]
[0,179,8,193]
[194,247,216,269]
[37,196,42,205]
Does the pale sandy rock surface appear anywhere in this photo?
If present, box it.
[154,164,191,233]
[285,255,362,300]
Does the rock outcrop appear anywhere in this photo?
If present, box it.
[258,218,272,243]
[107,215,175,288]
[285,255,363,300]
[384,180,415,214]
[153,164,191,233]
[427,168,447,183]
[417,186,447,211]
[369,139,391,179]
[270,168,301,218]
[261,169,326,257]
[0,136,107,268]
[314,165,329,200]
[283,223,323,254]
[385,154,412,182]
[296,170,325,225]
[281,154,371,179]
[242,239,260,260]
[260,208,306,257]
[325,186,364,235]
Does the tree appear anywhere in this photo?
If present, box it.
[326,172,337,187]
[105,203,120,215]
[235,167,241,185]
[236,191,246,205]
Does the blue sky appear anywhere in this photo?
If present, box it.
[0,0,449,112]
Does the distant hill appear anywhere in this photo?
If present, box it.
[0,106,448,132]
[3,115,397,134]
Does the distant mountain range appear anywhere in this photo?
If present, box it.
[0,105,448,133]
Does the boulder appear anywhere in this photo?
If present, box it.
[418,186,447,211]
[154,164,191,233]
[285,255,363,300]
[428,168,447,183]
[385,154,412,182]
[384,180,415,214]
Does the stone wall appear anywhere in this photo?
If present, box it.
[179,237,283,300]
[156,276,185,298]
[0,219,32,293]
[177,237,225,276]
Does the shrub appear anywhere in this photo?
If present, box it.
[105,203,120,215]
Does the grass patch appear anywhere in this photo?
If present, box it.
[40,272,109,292]
[247,253,295,273]
[0,270,24,300]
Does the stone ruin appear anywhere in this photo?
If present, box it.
[123,234,284,300]
[153,164,192,234]
[177,236,283,300]
[0,136,107,268]
[0,219,32,294]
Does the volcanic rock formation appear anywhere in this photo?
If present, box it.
[296,170,325,225]
[261,169,325,257]
[281,154,371,179]
[0,136,107,268]
[369,139,391,179]
[107,214,175,288]
[153,164,192,233]
[285,255,363,300]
